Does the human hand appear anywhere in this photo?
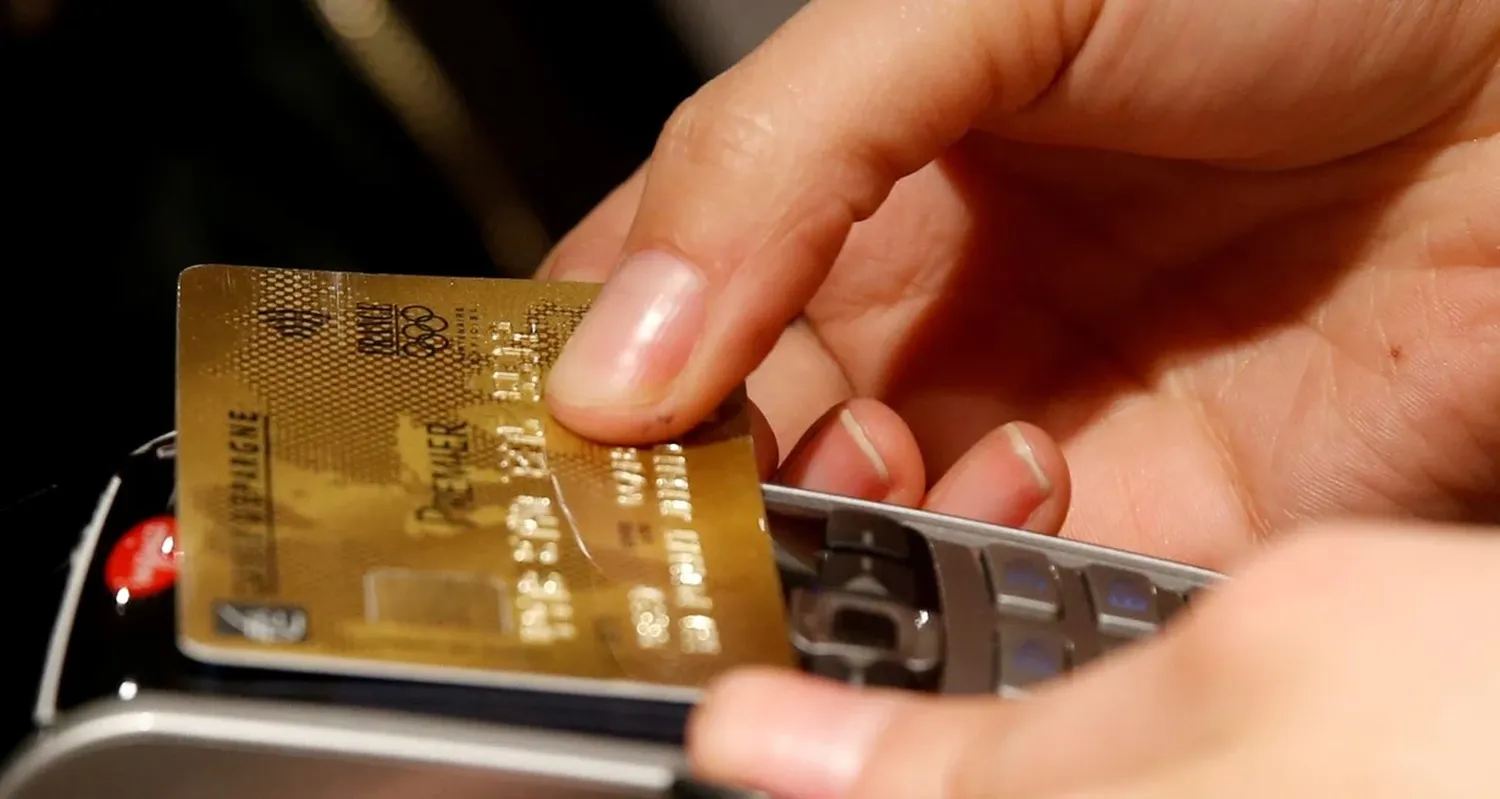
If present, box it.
[684,522,1500,798]
[539,0,1500,571]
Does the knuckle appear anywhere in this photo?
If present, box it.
[1234,522,1366,603]
[1163,525,1365,698]
[1167,564,1313,697]
[1166,601,1267,699]
[848,700,1005,799]
[946,711,1022,799]
[657,85,778,176]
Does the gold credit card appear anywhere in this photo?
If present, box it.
[174,264,793,700]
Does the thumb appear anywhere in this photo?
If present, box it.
[544,0,1096,442]
[686,669,1008,799]
[687,630,1214,799]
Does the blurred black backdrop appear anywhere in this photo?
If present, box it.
[1,0,705,754]
[4,0,702,502]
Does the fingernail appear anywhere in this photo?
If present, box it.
[547,251,708,409]
[691,672,900,798]
[925,422,1055,528]
[785,409,892,498]
[1003,422,1052,494]
[839,409,892,483]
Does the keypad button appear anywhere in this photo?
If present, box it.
[996,625,1072,696]
[806,655,915,689]
[787,589,943,675]
[982,546,1061,620]
[863,660,918,688]
[1082,566,1162,637]
[826,510,912,560]
[1157,591,1184,623]
[820,552,917,603]
[931,542,996,694]
[830,606,900,650]
[805,654,854,682]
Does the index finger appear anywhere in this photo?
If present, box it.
[543,0,1094,443]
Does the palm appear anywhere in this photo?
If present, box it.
[766,135,1500,569]
[545,3,1500,570]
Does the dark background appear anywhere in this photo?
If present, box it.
[0,0,722,756]
[4,0,705,501]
